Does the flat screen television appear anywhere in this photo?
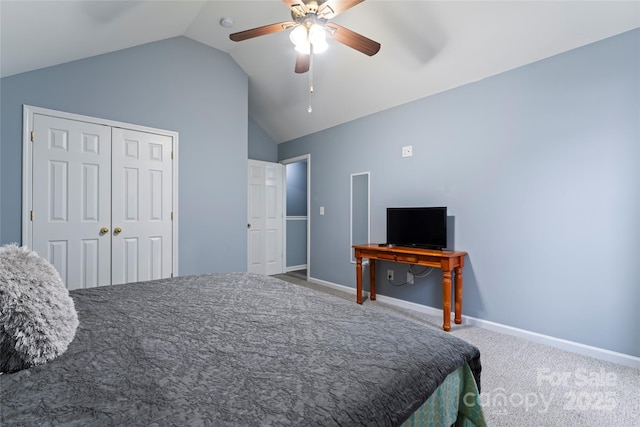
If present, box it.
[386,207,447,250]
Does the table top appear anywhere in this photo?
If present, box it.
[352,243,467,258]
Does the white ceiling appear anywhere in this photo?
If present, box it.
[1,1,638,143]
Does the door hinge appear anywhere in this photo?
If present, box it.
[31,130,35,142]
[171,211,173,221]
[30,210,34,221]
[171,151,174,160]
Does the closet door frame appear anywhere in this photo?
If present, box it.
[22,105,179,278]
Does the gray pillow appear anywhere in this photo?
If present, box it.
[0,244,79,373]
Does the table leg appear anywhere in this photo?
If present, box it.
[454,266,463,325]
[356,256,363,304]
[369,260,376,301]
[442,270,452,332]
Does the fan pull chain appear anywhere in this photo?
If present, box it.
[308,46,314,113]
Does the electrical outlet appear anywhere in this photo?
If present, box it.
[387,270,394,281]
[407,272,414,284]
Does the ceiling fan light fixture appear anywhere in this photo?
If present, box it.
[290,23,328,54]
[289,25,308,47]
[295,42,311,54]
[312,38,328,53]
[308,23,326,44]
[308,23,328,53]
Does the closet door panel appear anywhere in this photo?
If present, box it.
[111,128,173,285]
[32,114,112,289]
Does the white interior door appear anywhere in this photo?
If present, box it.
[32,114,112,289]
[111,128,173,285]
[248,160,284,275]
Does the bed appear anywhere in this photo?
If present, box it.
[0,273,484,426]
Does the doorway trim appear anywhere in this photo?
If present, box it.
[280,154,310,280]
[22,105,180,276]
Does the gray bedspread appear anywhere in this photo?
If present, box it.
[0,273,480,426]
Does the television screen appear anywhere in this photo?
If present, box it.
[386,207,447,250]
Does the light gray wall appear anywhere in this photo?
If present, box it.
[286,162,307,216]
[0,159,2,243]
[286,219,307,268]
[279,29,640,357]
[248,117,278,162]
[0,36,249,275]
[351,173,369,247]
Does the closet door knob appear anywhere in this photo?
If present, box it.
[100,227,109,234]
[114,227,122,234]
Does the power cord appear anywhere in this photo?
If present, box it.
[387,277,412,287]
[409,265,435,278]
[387,265,436,287]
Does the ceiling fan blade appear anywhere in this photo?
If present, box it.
[326,23,380,56]
[282,0,308,19]
[318,0,364,19]
[229,22,295,42]
[295,52,310,74]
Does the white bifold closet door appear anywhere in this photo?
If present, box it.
[32,115,112,288]
[31,114,173,289]
[110,128,173,285]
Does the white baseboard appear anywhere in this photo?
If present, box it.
[307,276,640,369]
[307,276,365,296]
[459,315,640,369]
[285,264,307,273]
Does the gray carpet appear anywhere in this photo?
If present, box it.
[274,274,640,427]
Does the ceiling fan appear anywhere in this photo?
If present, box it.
[229,0,381,74]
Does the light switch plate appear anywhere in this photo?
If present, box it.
[320,206,325,215]
[402,145,413,157]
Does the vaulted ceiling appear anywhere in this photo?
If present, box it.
[1,1,638,142]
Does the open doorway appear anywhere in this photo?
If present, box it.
[281,154,310,280]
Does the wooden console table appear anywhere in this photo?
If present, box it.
[352,244,468,332]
